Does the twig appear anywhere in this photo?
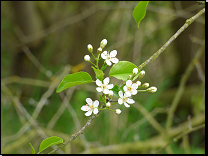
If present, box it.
[48,107,104,154]
[155,123,205,154]
[138,8,205,70]
[165,40,205,132]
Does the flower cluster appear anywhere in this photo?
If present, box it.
[81,39,157,116]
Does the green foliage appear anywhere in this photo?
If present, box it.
[56,72,93,93]
[91,66,104,81]
[109,61,140,81]
[29,143,35,154]
[110,85,121,97]
[39,136,63,153]
[133,1,149,28]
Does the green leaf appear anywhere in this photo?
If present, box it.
[39,136,63,153]
[29,142,35,154]
[99,94,104,102]
[56,72,93,93]
[109,61,140,81]
[110,85,121,97]
[133,1,149,28]
[91,66,104,81]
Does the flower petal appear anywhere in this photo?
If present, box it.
[93,108,99,114]
[96,79,102,86]
[106,60,112,66]
[124,102,130,107]
[93,100,99,107]
[110,58,119,64]
[126,80,132,87]
[127,98,135,104]
[131,89,137,95]
[86,98,92,105]
[81,105,90,111]
[110,50,117,57]
[85,111,92,116]
[118,91,123,97]
[103,89,109,94]
[96,87,103,92]
[125,91,131,97]
[103,77,109,85]
[101,51,108,59]
[123,86,127,92]
[118,98,123,104]
[132,83,138,89]
[107,84,114,89]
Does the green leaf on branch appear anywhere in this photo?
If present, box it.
[56,72,93,93]
[29,142,35,154]
[109,61,140,81]
[110,85,121,97]
[92,66,104,81]
[39,136,63,153]
[133,1,149,28]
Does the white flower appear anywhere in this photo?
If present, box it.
[106,102,111,107]
[115,109,122,114]
[133,68,138,75]
[142,83,149,88]
[123,80,138,96]
[97,47,102,53]
[139,70,145,79]
[101,50,119,66]
[100,39,107,49]
[81,98,99,116]
[84,55,91,62]
[118,91,135,107]
[146,86,157,93]
[96,77,114,94]
[136,81,141,86]
[87,44,93,53]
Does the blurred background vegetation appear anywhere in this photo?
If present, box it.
[1,1,205,154]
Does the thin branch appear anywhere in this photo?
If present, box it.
[165,40,205,132]
[48,107,104,154]
[155,123,205,154]
[138,8,205,70]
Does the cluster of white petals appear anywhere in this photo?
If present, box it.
[101,50,119,66]
[81,98,99,116]
[96,77,114,94]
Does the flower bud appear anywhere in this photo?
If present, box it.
[100,39,107,49]
[97,47,102,54]
[115,109,121,114]
[142,83,149,88]
[84,55,91,62]
[106,102,111,107]
[146,86,157,93]
[133,68,138,75]
[87,44,93,53]
[108,90,114,98]
[136,81,141,86]
[139,70,145,79]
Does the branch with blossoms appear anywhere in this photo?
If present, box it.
[45,39,158,154]
[80,39,157,116]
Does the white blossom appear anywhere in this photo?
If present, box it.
[96,77,114,94]
[123,80,138,96]
[81,98,99,116]
[115,109,122,114]
[101,50,119,66]
[146,86,157,93]
[84,55,91,62]
[133,68,138,75]
[118,91,135,107]
[87,44,93,53]
[100,39,107,49]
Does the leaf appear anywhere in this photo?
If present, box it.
[133,1,149,28]
[110,85,121,97]
[29,142,35,154]
[91,66,104,81]
[39,136,63,153]
[109,61,140,81]
[56,72,93,93]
